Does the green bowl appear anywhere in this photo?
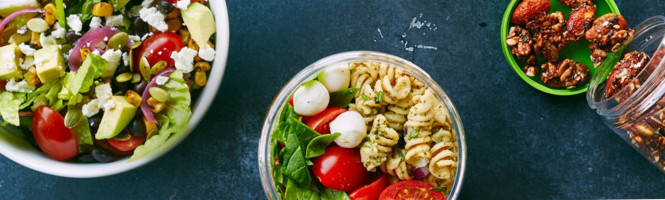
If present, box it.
[501,0,621,96]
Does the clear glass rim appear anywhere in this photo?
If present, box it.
[258,51,467,200]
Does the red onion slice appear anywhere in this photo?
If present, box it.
[0,8,41,34]
[413,165,430,179]
[68,26,130,72]
[141,68,175,123]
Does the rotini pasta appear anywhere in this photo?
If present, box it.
[383,97,412,131]
[381,149,413,181]
[360,114,400,171]
[403,89,436,168]
[429,128,456,182]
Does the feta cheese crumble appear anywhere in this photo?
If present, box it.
[105,15,124,27]
[155,76,169,85]
[18,43,35,56]
[5,79,35,93]
[67,14,83,34]
[20,57,34,70]
[82,99,101,117]
[51,23,66,39]
[170,47,197,73]
[139,7,168,32]
[90,17,103,29]
[176,0,191,10]
[122,52,130,66]
[16,26,27,34]
[198,44,216,61]
[129,35,141,42]
[102,100,116,110]
[101,49,123,77]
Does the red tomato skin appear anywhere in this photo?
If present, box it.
[94,138,133,156]
[132,32,184,72]
[348,174,389,200]
[107,132,147,152]
[379,180,446,200]
[311,144,369,192]
[0,80,6,88]
[32,106,79,161]
[306,107,347,134]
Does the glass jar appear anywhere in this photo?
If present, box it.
[588,16,665,172]
[258,51,467,199]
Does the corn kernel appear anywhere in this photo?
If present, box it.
[92,2,114,17]
[147,97,165,113]
[42,3,57,25]
[124,90,142,107]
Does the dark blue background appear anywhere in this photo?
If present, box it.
[2,0,665,199]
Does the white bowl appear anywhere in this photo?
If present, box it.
[0,1,230,178]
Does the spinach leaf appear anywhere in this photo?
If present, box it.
[320,188,351,200]
[306,133,340,158]
[285,180,321,200]
[281,133,311,186]
[328,88,359,108]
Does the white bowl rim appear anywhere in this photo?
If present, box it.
[0,0,230,178]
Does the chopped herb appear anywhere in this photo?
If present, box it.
[431,186,447,193]
[397,150,405,161]
[409,129,420,139]
[361,94,370,101]
[375,91,384,104]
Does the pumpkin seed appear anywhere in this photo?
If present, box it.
[64,109,83,128]
[113,131,131,141]
[116,72,133,83]
[108,32,128,50]
[130,41,142,49]
[60,44,73,54]
[149,87,170,102]
[9,31,32,44]
[150,61,167,75]
[139,56,151,81]
[27,18,49,33]
[131,73,141,83]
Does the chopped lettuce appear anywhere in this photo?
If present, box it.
[59,54,107,101]
[110,0,130,12]
[70,111,93,152]
[0,117,32,150]
[55,0,65,28]
[0,92,26,126]
[20,78,62,110]
[131,70,191,161]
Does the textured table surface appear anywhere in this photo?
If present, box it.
[2,0,665,199]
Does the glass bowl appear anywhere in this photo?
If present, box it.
[0,1,229,178]
[258,51,467,199]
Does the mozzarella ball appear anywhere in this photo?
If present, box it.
[293,80,330,116]
[317,62,350,92]
[330,111,367,148]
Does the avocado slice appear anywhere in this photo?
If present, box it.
[34,45,65,83]
[0,43,23,81]
[181,2,216,46]
[95,96,138,140]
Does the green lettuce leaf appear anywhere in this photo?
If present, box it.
[59,54,107,101]
[110,0,130,11]
[0,117,32,150]
[20,78,62,109]
[0,92,26,126]
[70,113,93,153]
[130,70,191,161]
[55,0,65,28]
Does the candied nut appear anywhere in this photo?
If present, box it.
[506,26,533,60]
[564,3,596,42]
[523,65,538,77]
[528,11,567,62]
[604,51,649,98]
[585,13,635,66]
[540,59,589,89]
[636,124,655,137]
[511,0,551,25]
[557,0,593,7]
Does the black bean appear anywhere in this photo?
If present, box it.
[77,153,97,163]
[133,17,150,37]
[91,148,115,163]
[65,31,80,44]
[88,114,103,133]
[129,116,146,137]
[134,80,148,93]
[156,0,174,14]
[116,64,131,75]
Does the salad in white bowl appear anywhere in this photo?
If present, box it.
[0,0,227,174]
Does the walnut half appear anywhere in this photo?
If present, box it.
[540,59,590,89]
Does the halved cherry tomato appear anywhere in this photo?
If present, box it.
[306,107,346,134]
[107,132,147,152]
[311,144,369,192]
[132,32,184,73]
[93,138,133,156]
[379,180,446,200]
[0,80,6,88]
[288,96,294,106]
[348,174,389,200]
[32,106,79,161]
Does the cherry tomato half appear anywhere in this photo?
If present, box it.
[132,32,184,73]
[348,174,389,200]
[32,106,79,161]
[94,138,133,156]
[0,80,6,88]
[379,180,446,200]
[107,132,147,152]
[306,107,346,134]
[311,144,369,192]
